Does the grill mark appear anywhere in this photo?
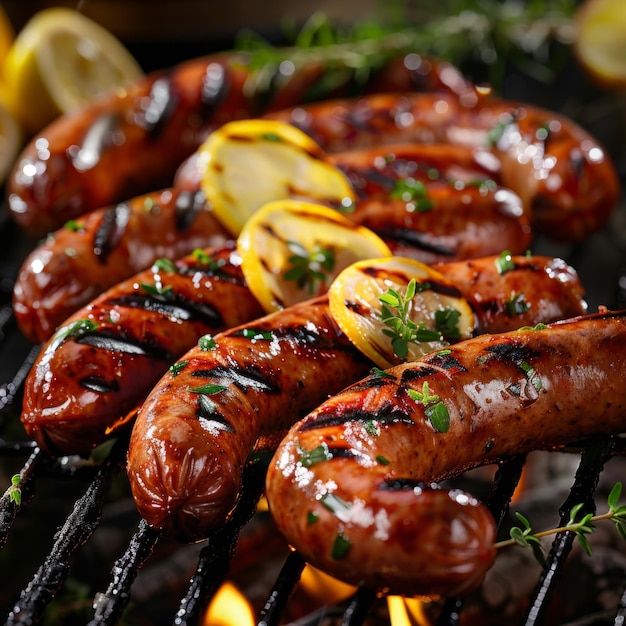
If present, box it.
[174,189,207,231]
[298,404,413,432]
[482,341,542,364]
[108,293,223,328]
[93,203,131,262]
[76,334,173,360]
[140,76,178,138]
[379,478,429,491]
[399,365,440,384]
[379,227,456,256]
[79,375,121,394]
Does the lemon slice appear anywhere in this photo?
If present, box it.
[3,8,143,134]
[0,96,22,184]
[574,0,626,88]
[197,119,355,236]
[237,200,392,312]
[328,256,475,369]
[0,5,15,75]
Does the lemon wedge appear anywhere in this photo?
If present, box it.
[574,0,626,88]
[197,119,355,237]
[237,200,392,312]
[328,256,475,369]
[3,8,143,135]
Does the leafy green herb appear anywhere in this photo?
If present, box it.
[407,382,450,433]
[376,455,390,465]
[321,492,352,517]
[390,177,433,212]
[331,532,352,560]
[364,420,380,437]
[520,361,542,391]
[238,328,275,341]
[370,367,394,379]
[496,482,626,562]
[5,474,21,506]
[152,258,178,273]
[140,282,174,298]
[283,240,335,295]
[435,308,462,340]
[188,383,228,395]
[169,360,189,376]
[505,292,530,317]
[379,279,443,359]
[261,132,282,142]
[300,444,332,467]
[65,219,84,232]
[307,511,319,525]
[53,319,98,345]
[198,334,217,351]
[495,250,516,274]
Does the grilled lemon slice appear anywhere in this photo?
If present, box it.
[328,256,475,369]
[237,200,392,313]
[197,119,355,236]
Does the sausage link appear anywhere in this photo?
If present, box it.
[13,188,230,344]
[265,309,626,597]
[126,254,587,541]
[7,50,470,238]
[268,92,620,241]
[12,142,530,344]
[20,242,264,455]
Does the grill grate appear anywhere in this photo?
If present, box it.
[1,267,626,626]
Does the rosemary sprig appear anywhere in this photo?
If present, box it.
[495,482,626,564]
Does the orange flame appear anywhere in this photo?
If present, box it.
[202,581,255,626]
[387,596,434,626]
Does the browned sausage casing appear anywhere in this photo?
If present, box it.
[13,188,229,344]
[267,92,620,241]
[265,309,626,598]
[13,141,532,344]
[126,254,587,542]
[20,242,264,455]
[7,50,470,238]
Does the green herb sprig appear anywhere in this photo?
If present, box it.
[4,474,22,506]
[496,482,626,563]
[283,240,335,295]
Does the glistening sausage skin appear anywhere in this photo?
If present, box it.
[265,309,626,598]
[126,254,587,541]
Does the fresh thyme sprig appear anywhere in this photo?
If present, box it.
[379,279,444,359]
[283,240,335,295]
[4,474,22,506]
[495,482,626,564]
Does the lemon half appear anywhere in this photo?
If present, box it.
[3,8,143,134]
[198,119,355,237]
[237,200,392,312]
[574,0,626,88]
[328,256,475,369]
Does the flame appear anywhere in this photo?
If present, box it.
[203,581,255,626]
[387,596,433,626]
[299,564,357,604]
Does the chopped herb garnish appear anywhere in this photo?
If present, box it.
[321,492,352,517]
[379,279,441,359]
[407,382,450,433]
[331,532,352,560]
[505,292,530,317]
[307,511,319,525]
[198,334,217,351]
[300,443,332,467]
[5,474,21,506]
[370,366,393,379]
[390,177,433,212]
[376,455,390,465]
[495,250,516,274]
[188,383,228,395]
[140,282,174,298]
[65,219,83,232]
[486,117,515,146]
[364,420,380,437]
[283,240,335,295]
[53,319,98,345]
[239,328,275,341]
[169,360,189,376]
[261,132,282,142]
[520,361,542,391]
[153,258,178,273]
[435,308,462,340]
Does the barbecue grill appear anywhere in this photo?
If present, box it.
[2,6,626,624]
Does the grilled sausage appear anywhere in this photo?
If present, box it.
[6,49,471,238]
[126,254,587,541]
[13,188,230,344]
[20,242,264,455]
[12,141,531,344]
[265,309,626,598]
[267,92,620,241]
